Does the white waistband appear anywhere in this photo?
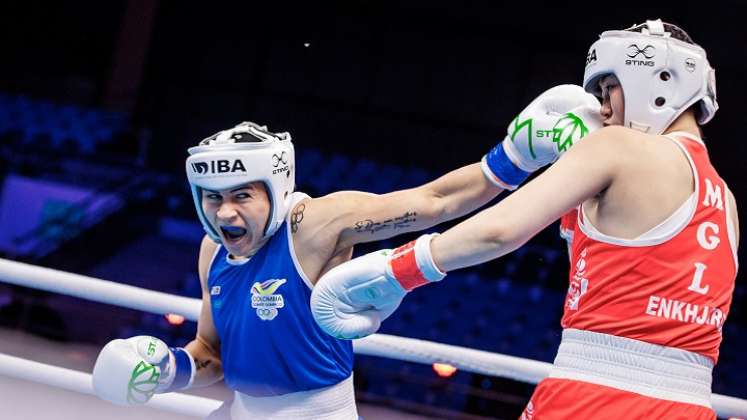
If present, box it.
[231,374,358,420]
[549,329,713,408]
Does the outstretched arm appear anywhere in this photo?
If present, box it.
[310,127,625,340]
[430,127,622,271]
[301,84,602,254]
[322,162,502,250]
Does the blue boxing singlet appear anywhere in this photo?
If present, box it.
[207,193,353,397]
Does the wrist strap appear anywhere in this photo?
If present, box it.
[389,234,446,291]
[483,141,531,190]
[481,156,516,190]
[163,347,195,392]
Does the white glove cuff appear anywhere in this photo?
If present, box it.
[414,234,446,282]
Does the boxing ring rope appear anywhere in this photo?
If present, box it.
[0,258,745,418]
[0,352,221,417]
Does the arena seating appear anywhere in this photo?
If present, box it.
[0,93,127,154]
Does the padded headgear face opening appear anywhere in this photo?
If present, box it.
[582,19,718,134]
[186,122,295,243]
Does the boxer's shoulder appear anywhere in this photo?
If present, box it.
[287,196,348,283]
[198,235,220,287]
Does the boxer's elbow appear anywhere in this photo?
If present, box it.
[404,186,449,224]
[482,221,526,257]
[438,220,525,272]
[421,188,481,224]
[467,212,532,264]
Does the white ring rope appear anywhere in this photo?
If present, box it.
[0,258,745,417]
[353,334,552,385]
[0,258,201,320]
[0,352,221,417]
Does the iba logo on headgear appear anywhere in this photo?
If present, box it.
[191,159,247,174]
[586,48,597,66]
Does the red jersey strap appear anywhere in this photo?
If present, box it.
[559,208,579,243]
[673,134,738,269]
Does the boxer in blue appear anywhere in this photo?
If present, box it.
[91,85,601,418]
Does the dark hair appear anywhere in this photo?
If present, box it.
[625,21,695,45]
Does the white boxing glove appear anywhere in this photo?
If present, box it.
[311,234,444,340]
[92,336,195,406]
[482,84,603,189]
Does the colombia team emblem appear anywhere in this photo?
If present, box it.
[250,279,287,320]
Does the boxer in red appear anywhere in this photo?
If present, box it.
[313,19,737,419]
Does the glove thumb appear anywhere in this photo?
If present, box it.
[311,282,382,339]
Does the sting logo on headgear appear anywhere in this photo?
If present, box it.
[583,19,718,135]
[625,44,655,67]
[627,44,655,59]
[191,159,247,175]
[271,151,289,175]
[586,48,597,66]
[272,152,288,167]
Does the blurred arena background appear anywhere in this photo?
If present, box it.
[0,1,744,419]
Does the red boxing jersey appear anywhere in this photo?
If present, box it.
[559,134,738,363]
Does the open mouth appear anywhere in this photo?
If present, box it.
[220,226,248,241]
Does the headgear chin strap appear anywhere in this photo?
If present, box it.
[186,121,295,243]
[583,19,718,135]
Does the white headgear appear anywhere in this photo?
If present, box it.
[186,121,295,243]
[583,19,718,134]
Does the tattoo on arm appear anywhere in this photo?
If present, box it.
[354,211,417,234]
[195,359,212,371]
[291,203,305,233]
